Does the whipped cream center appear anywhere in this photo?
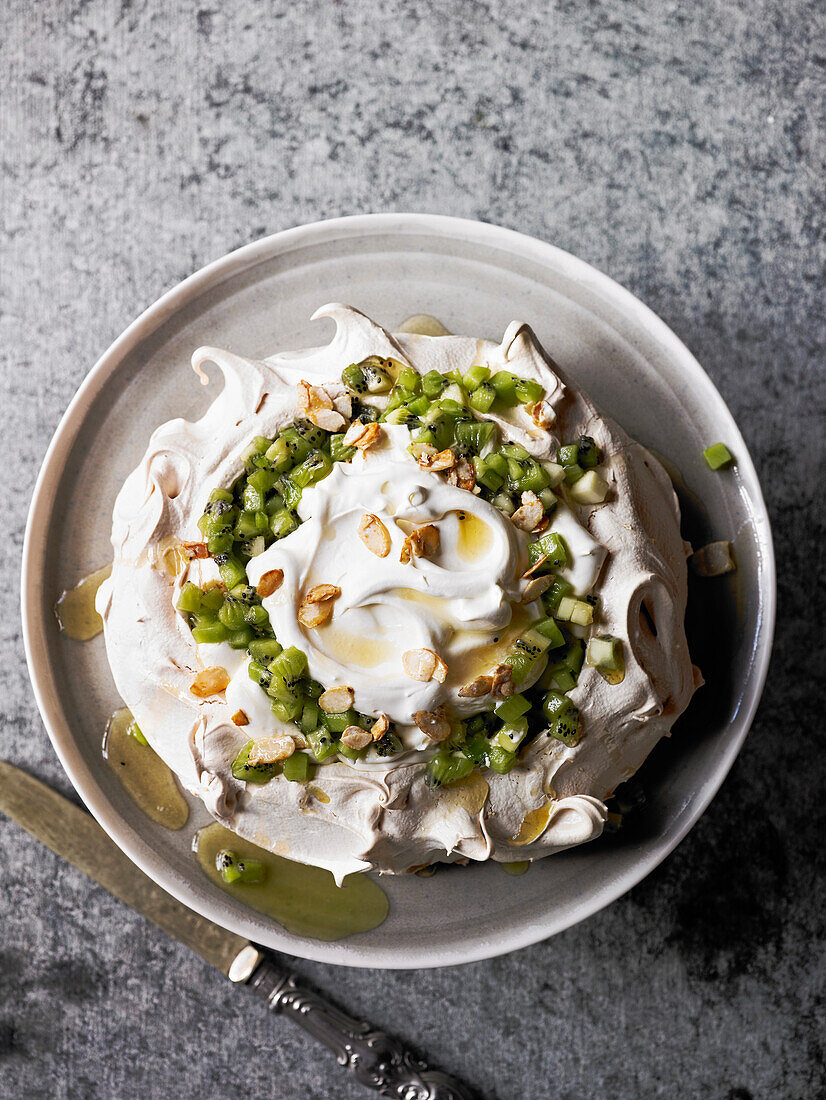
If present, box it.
[245,425,530,731]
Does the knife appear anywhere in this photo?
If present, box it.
[0,761,474,1100]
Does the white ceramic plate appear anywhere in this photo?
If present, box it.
[22,214,775,968]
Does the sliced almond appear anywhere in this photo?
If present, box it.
[490,664,514,699]
[412,443,437,462]
[458,675,493,698]
[298,379,332,411]
[358,513,391,557]
[343,420,369,447]
[190,666,230,698]
[417,523,441,555]
[297,380,346,432]
[319,685,355,713]
[413,707,452,743]
[418,447,456,472]
[305,583,342,604]
[340,725,372,750]
[370,713,390,741]
[521,574,554,603]
[402,648,448,683]
[333,392,353,420]
[248,734,295,765]
[355,422,382,451]
[400,523,440,565]
[523,554,549,578]
[257,568,284,598]
[343,420,382,451]
[182,541,209,559]
[231,709,250,726]
[297,598,334,628]
[534,516,550,534]
[314,407,348,431]
[510,495,544,532]
[447,456,476,491]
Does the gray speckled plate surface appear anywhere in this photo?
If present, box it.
[21,214,774,968]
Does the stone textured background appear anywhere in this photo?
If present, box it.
[2,1,824,1097]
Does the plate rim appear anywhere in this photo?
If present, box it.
[21,212,776,968]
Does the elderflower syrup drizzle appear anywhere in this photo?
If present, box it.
[102,708,189,830]
[455,511,493,563]
[511,802,553,846]
[54,563,112,640]
[501,861,531,876]
[193,822,389,941]
[397,314,451,337]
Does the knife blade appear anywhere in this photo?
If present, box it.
[0,761,474,1099]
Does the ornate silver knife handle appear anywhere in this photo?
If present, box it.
[229,945,475,1099]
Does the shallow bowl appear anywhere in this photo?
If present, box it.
[22,214,775,968]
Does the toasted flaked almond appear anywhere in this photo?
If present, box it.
[190,666,230,697]
[402,648,446,682]
[400,523,440,565]
[370,713,390,741]
[354,421,382,451]
[248,734,295,765]
[231,709,250,726]
[458,675,493,698]
[341,725,372,750]
[297,598,334,628]
[343,420,382,451]
[182,541,209,559]
[417,524,441,555]
[202,579,225,593]
[433,654,448,682]
[418,447,456,472]
[257,568,284,598]
[305,583,341,603]
[297,380,346,431]
[413,708,452,742]
[523,554,549,578]
[527,399,555,428]
[521,574,554,603]
[510,497,544,532]
[319,685,355,713]
[333,392,353,421]
[447,456,476,491]
[490,664,514,699]
[534,515,550,533]
[403,648,437,681]
[343,420,369,446]
[358,513,391,557]
[298,379,332,411]
[314,406,348,431]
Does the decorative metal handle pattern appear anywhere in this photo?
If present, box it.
[232,946,475,1099]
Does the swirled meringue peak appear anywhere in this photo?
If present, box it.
[97,304,699,882]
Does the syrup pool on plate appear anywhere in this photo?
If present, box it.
[54,563,111,640]
[102,708,189,830]
[193,822,389,940]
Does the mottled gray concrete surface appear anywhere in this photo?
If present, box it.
[2,1,825,1098]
